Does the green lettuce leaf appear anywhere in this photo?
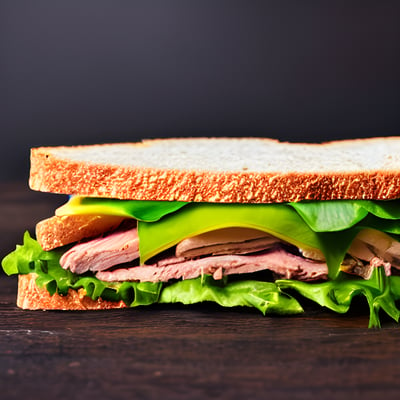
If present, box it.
[277,268,400,328]
[290,200,400,232]
[1,232,162,306]
[159,275,303,315]
[2,231,59,276]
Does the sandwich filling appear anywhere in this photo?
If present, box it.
[3,196,400,328]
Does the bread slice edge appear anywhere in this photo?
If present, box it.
[17,273,127,310]
[29,138,400,203]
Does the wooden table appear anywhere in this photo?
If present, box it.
[1,182,400,400]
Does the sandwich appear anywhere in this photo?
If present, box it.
[3,137,400,328]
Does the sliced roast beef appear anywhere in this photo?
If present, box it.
[60,223,139,274]
[96,248,329,283]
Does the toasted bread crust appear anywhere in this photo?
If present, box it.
[29,138,400,203]
[17,274,127,310]
[36,214,126,251]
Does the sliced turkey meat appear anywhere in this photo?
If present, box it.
[175,227,283,258]
[60,223,139,274]
[59,222,400,283]
[96,248,329,282]
[347,228,400,269]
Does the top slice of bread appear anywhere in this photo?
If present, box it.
[29,137,400,203]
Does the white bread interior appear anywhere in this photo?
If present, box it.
[29,137,400,203]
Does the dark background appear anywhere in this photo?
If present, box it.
[1,1,400,181]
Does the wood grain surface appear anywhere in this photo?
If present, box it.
[1,182,400,400]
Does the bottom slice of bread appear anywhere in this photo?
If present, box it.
[17,273,128,310]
